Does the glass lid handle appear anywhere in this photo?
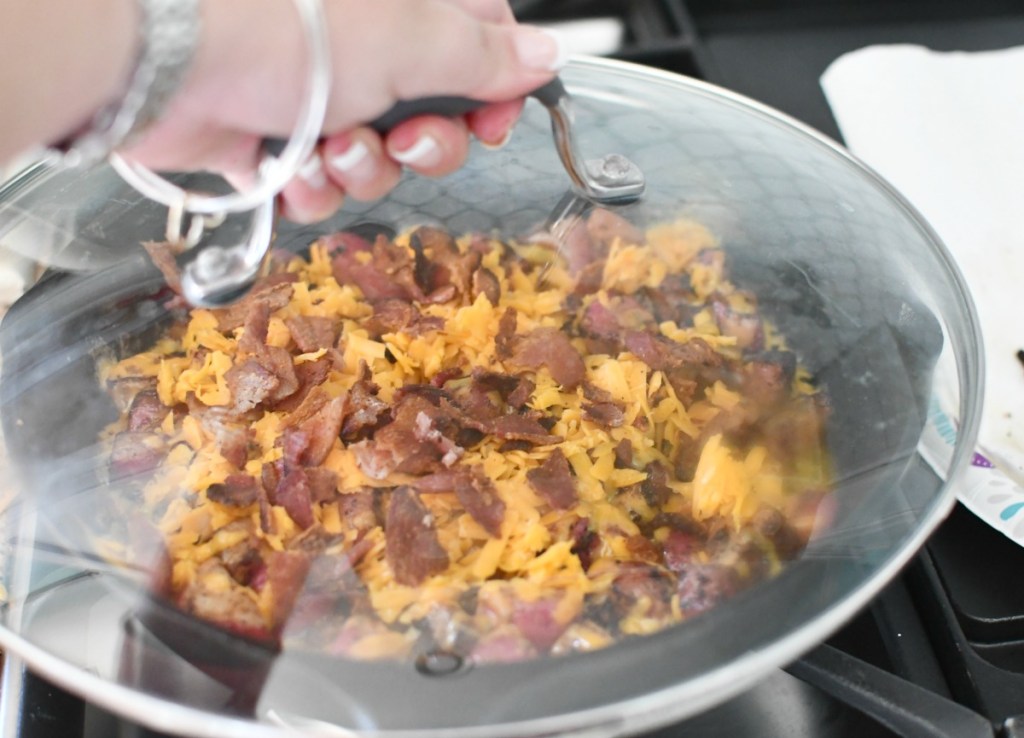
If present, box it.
[531,79,645,204]
[179,194,276,308]
[364,79,647,205]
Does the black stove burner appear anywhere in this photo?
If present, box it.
[10,1,1024,736]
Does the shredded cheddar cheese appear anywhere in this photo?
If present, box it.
[98,215,832,663]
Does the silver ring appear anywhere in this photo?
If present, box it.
[109,0,331,216]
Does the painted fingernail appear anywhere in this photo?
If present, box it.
[328,140,371,174]
[297,153,327,189]
[480,128,513,151]
[514,27,568,72]
[390,135,442,168]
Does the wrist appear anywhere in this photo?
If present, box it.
[57,0,201,167]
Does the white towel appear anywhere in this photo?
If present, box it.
[822,44,1024,541]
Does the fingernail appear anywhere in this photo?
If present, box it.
[514,27,568,72]
[390,135,442,168]
[480,128,513,151]
[297,154,327,189]
[329,140,371,172]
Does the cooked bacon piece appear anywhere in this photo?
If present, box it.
[352,412,427,480]
[332,235,415,303]
[207,474,262,507]
[487,414,558,444]
[142,240,184,294]
[508,327,585,390]
[272,470,315,529]
[363,298,444,337]
[471,628,537,664]
[742,350,796,408]
[641,461,672,508]
[611,563,674,619]
[431,368,463,388]
[341,370,390,441]
[624,534,662,563]
[255,345,299,402]
[573,260,605,296]
[221,541,263,587]
[351,436,404,481]
[751,506,804,561]
[292,395,345,466]
[415,466,505,537]
[506,376,534,409]
[305,467,338,503]
[582,382,614,404]
[443,389,497,430]
[469,368,518,396]
[412,226,482,298]
[410,229,437,294]
[569,517,599,571]
[435,391,555,446]
[338,490,379,534]
[495,308,517,359]
[561,217,598,276]
[226,358,280,413]
[623,331,722,373]
[471,267,501,305]
[281,428,311,470]
[286,315,339,353]
[260,459,282,494]
[661,528,702,572]
[281,395,344,469]
[636,278,699,325]
[353,393,466,479]
[512,597,569,651]
[264,550,313,629]
[613,438,633,469]
[107,375,158,413]
[413,407,464,467]
[579,302,620,347]
[212,278,295,332]
[178,560,270,641]
[587,207,643,247]
[238,301,270,355]
[272,357,332,413]
[385,487,449,585]
[110,432,165,477]
[526,448,577,509]
[280,386,330,430]
[675,563,738,616]
[583,402,624,428]
[127,389,166,432]
[364,298,413,336]
[711,297,764,351]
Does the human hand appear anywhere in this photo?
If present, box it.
[120,0,566,223]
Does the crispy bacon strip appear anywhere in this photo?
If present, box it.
[385,487,449,585]
[508,327,585,390]
[526,448,577,509]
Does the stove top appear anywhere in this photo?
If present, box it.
[7,2,1024,736]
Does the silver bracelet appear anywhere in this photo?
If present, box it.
[60,0,200,168]
[109,0,331,217]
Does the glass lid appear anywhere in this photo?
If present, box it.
[0,57,981,737]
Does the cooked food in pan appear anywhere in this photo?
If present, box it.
[100,209,831,663]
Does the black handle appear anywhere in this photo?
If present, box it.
[368,77,565,132]
[265,78,565,156]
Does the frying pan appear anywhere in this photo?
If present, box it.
[0,57,981,737]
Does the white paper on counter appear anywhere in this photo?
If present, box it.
[0,154,43,308]
[821,44,1024,542]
